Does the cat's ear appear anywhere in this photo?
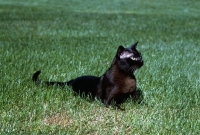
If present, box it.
[131,42,138,49]
[117,45,125,58]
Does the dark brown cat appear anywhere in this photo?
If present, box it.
[32,42,143,110]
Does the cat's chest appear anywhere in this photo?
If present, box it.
[122,78,136,93]
[111,71,136,93]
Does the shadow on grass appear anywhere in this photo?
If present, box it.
[71,87,147,108]
[42,84,147,110]
[132,88,145,104]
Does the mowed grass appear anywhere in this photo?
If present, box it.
[0,0,199,134]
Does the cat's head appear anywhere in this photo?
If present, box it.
[113,42,143,73]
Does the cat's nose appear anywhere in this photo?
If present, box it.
[140,60,144,66]
[139,57,143,64]
[138,57,142,62]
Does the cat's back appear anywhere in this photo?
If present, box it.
[69,76,100,96]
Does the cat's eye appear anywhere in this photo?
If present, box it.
[131,57,136,60]
[130,57,142,61]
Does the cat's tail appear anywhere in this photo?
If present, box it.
[32,70,42,84]
[32,70,73,87]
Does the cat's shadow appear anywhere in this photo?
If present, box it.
[69,87,146,108]
[132,88,145,103]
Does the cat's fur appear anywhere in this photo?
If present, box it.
[32,42,143,110]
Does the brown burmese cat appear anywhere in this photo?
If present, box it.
[32,42,143,110]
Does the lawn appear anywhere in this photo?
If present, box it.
[0,0,199,134]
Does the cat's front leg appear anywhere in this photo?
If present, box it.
[105,88,124,110]
[105,88,117,107]
[130,89,144,104]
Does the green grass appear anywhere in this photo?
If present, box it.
[0,0,199,134]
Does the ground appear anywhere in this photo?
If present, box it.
[0,0,199,134]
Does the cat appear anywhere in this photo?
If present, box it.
[32,42,144,110]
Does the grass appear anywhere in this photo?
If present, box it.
[0,0,199,134]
